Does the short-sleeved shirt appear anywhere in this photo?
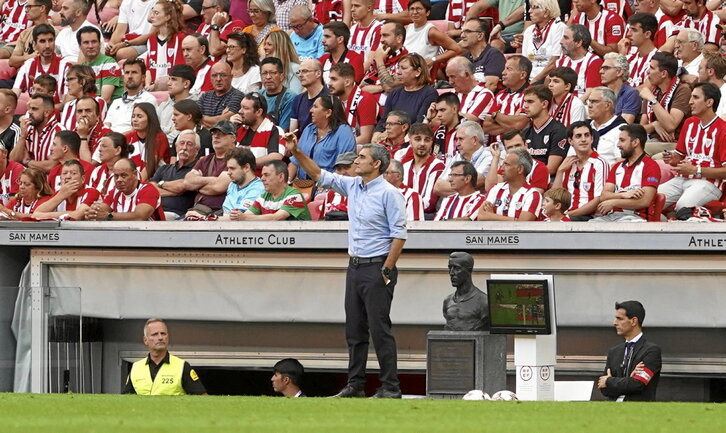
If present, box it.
[291,87,328,134]
[0,160,23,205]
[0,121,20,153]
[488,0,524,37]
[606,154,661,218]
[149,159,199,216]
[554,53,602,98]
[572,8,624,47]
[0,0,29,44]
[47,160,96,191]
[348,20,383,55]
[84,54,123,101]
[560,151,609,212]
[643,83,691,141]
[524,117,568,165]
[674,116,726,189]
[320,50,365,84]
[105,91,158,133]
[521,19,566,80]
[198,88,245,118]
[615,83,642,119]
[248,185,311,220]
[290,24,324,59]
[485,182,542,219]
[465,44,505,83]
[259,88,297,131]
[48,188,100,212]
[118,0,155,35]
[222,177,265,215]
[103,182,164,220]
[435,191,486,221]
[192,154,228,210]
[123,352,206,395]
[375,85,439,132]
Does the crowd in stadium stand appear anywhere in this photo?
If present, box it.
[0,0,725,222]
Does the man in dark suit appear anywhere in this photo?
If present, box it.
[597,300,662,401]
[271,358,305,398]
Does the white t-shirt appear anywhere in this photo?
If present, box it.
[118,0,156,35]
[680,53,703,78]
[232,65,261,94]
[521,19,566,80]
[103,90,158,135]
[56,20,102,62]
[718,83,726,118]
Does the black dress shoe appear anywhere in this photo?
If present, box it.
[331,385,365,398]
[369,388,402,399]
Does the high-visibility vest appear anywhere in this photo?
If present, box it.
[129,354,186,395]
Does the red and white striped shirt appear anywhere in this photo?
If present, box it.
[627,48,657,88]
[606,154,661,218]
[674,9,721,45]
[191,58,215,95]
[435,191,486,221]
[145,33,186,82]
[496,158,549,191]
[6,196,50,215]
[348,20,383,55]
[555,52,603,98]
[26,120,62,162]
[674,116,726,189]
[434,125,457,162]
[0,160,23,205]
[485,182,542,219]
[446,0,478,29]
[322,189,348,215]
[0,0,29,44]
[47,187,100,212]
[60,96,107,131]
[549,92,587,128]
[374,0,408,14]
[87,163,128,196]
[102,181,164,220]
[494,87,526,116]
[460,83,496,121]
[400,185,424,221]
[343,86,379,132]
[402,154,445,213]
[47,160,96,191]
[320,49,365,84]
[560,151,609,212]
[572,9,625,46]
[602,0,633,20]
[13,54,71,102]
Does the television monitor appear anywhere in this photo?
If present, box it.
[486,279,552,335]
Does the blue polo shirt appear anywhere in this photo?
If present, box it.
[290,24,325,59]
[616,83,642,118]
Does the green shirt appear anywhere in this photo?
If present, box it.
[248,186,311,220]
[489,0,524,37]
[84,55,123,101]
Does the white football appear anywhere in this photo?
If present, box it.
[491,390,518,401]
[462,390,491,400]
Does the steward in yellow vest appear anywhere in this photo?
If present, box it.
[123,318,206,395]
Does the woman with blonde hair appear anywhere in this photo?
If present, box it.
[520,0,566,83]
[243,0,280,47]
[262,30,302,93]
[0,168,53,219]
[144,0,187,90]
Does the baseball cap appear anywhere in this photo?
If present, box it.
[210,120,237,136]
[334,152,356,167]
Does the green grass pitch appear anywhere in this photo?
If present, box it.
[1,394,724,433]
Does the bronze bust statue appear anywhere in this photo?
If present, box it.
[443,252,489,331]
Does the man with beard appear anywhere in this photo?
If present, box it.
[76,96,112,162]
[77,26,123,103]
[361,20,408,96]
[86,158,165,221]
[55,0,100,62]
[319,21,364,85]
[425,93,461,162]
[554,24,602,100]
[12,24,70,101]
[328,63,377,145]
[217,147,265,221]
[521,85,568,175]
[400,123,444,217]
[590,124,660,222]
[9,94,62,172]
[104,59,158,133]
[8,0,53,69]
[231,93,285,175]
[149,129,202,220]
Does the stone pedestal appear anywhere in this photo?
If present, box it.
[426,331,506,399]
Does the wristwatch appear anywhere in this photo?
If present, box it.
[381,267,392,279]
[158,180,166,189]
[648,98,658,106]
[431,56,437,63]
[106,212,114,220]
[210,24,220,31]
[123,40,130,47]
[695,165,703,179]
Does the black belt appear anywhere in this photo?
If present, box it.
[349,255,386,266]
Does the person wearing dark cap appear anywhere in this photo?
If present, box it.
[320,151,357,220]
[183,120,236,218]
[271,358,305,398]
[158,64,198,146]
[597,300,662,401]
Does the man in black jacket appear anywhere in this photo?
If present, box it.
[598,300,662,401]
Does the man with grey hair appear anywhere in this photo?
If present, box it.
[124,318,206,395]
[444,56,496,124]
[434,120,493,197]
[586,87,626,166]
[202,0,245,58]
[149,130,201,220]
[601,53,641,124]
[383,159,424,221]
[275,0,308,32]
[289,5,324,59]
[478,147,542,221]
[435,161,486,221]
[675,29,704,85]
[285,136,407,399]
[555,24,603,100]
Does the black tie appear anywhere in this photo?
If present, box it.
[622,342,635,374]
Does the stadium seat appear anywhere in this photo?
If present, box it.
[152,91,169,105]
[430,20,448,33]
[307,200,324,220]
[703,189,726,218]
[15,93,29,116]
[647,193,666,222]
[0,60,16,80]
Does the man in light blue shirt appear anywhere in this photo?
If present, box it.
[219,147,265,220]
[289,6,324,60]
[286,137,407,399]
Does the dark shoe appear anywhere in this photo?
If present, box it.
[369,388,402,399]
[331,385,365,398]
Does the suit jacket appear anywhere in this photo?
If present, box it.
[600,335,662,401]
